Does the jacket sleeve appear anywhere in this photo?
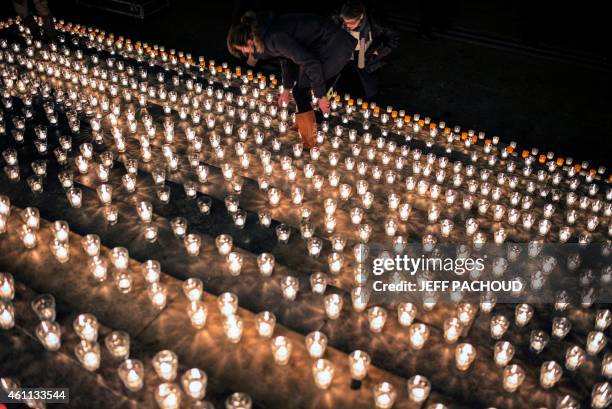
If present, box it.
[270,32,327,98]
[280,59,299,89]
[368,17,400,61]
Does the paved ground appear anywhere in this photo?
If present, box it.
[2,0,609,167]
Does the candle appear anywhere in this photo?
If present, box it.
[148,283,168,309]
[73,313,98,342]
[216,234,233,255]
[407,375,431,403]
[281,276,299,301]
[587,331,607,355]
[306,331,328,358]
[114,271,133,294]
[182,278,203,301]
[110,247,129,271]
[349,350,371,380]
[105,330,130,360]
[153,350,178,381]
[397,303,417,327]
[494,341,515,367]
[218,292,238,316]
[502,364,525,393]
[31,294,56,321]
[368,306,388,333]
[444,317,463,343]
[455,343,476,371]
[324,294,343,319]
[18,225,37,249]
[256,311,276,338]
[408,323,429,350]
[223,315,243,343]
[0,300,15,329]
[187,300,208,329]
[155,382,181,409]
[489,315,509,340]
[565,345,586,371]
[271,336,292,365]
[181,368,207,400]
[170,217,187,238]
[515,303,533,327]
[540,361,562,388]
[184,234,202,256]
[36,320,61,351]
[0,272,15,300]
[75,340,101,371]
[225,392,252,409]
[81,234,101,257]
[257,253,275,276]
[312,359,334,389]
[592,382,612,409]
[310,272,328,295]
[373,382,396,409]
[226,252,244,276]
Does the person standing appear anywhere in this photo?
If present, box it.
[335,0,400,100]
[227,12,357,148]
[12,0,55,38]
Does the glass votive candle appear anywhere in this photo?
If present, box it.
[307,237,323,257]
[0,196,10,216]
[226,252,244,276]
[0,273,14,300]
[105,330,130,360]
[443,317,463,343]
[143,223,158,242]
[225,392,252,409]
[595,310,612,331]
[182,278,203,301]
[50,239,70,263]
[170,217,187,238]
[18,224,37,249]
[257,253,275,276]
[503,364,525,393]
[110,247,129,271]
[455,343,476,371]
[407,375,431,403]
[114,271,134,294]
[104,205,119,225]
[118,359,144,392]
[223,315,243,343]
[81,234,100,257]
[218,292,238,317]
[494,340,515,367]
[490,315,509,340]
[271,336,292,365]
[349,350,371,380]
[153,350,178,381]
[529,329,549,354]
[368,306,388,333]
[31,294,55,321]
[324,294,343,319]
[0,300,15,329]
[310,272,328,294]
[328,252,344,274]
[306,331,328,358]
[52,220,69,243]
[184,234,202,256]
[373,382,396,409]
[148,282,168,309]
[181,368,207,400]
[408,323,430,350]
[187,300,208,329]
[197,196,212,215]
[540,361,562,388]
[256,311,276,338]
[155,382,181,409]
[312,359,334,390]
[96,184,113,205]
[258,210,272,227]
[75,340,100,371]
[137,201,153,223]
[268,188,281,207]
[587,331,607,355]
[281,276,299,300]
[74,313,98,342]
[565,345,586,370]
[213,234,233,256]
[36,320,61,351]
[66,187,82,208]
[515,303,534,327]
[397,303,417,327]
[275,224,291,243]
[592,382,612,409]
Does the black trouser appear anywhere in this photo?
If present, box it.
[292,78,335,113]
[338,60,379,100]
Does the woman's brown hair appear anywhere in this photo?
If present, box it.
[227,11,265,58]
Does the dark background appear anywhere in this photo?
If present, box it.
[1,0,610,168]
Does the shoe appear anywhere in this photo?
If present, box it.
[295,110,317,148]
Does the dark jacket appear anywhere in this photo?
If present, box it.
[254,14,357,98]
[333,13,400,73]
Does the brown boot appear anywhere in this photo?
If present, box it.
[295,111,317,148]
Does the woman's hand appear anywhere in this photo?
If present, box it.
[318,96,330,113]
[278,89,291,107]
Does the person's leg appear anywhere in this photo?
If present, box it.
[32,0,50,16]
[292,86,312,113]
[291,86,316,148]
[356,68,380,101]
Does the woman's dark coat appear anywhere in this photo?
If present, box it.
[255,14,357,98]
